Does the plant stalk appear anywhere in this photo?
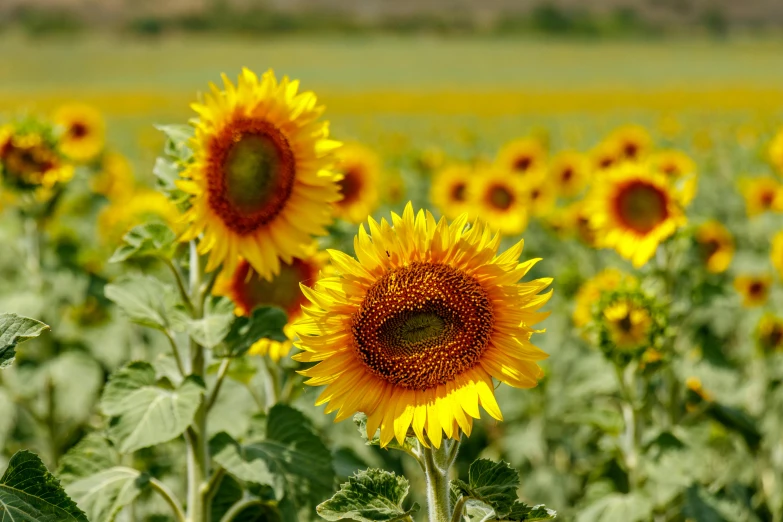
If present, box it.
[422,439,458,522]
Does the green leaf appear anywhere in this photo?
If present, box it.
[247,404,334,510]
[155,123,194,162]
[217,306,287,357]
[207,356,258,385]
[187,296,236,349]
[0,450,88,521]
[451,459,520,518]
[706,402,762,451]
[0,313,49,369]
[105,275,183,331]
[505,502,557,521]
[682,485,729,522]
[354,413,417,455]
[153,157,182,191]
[317,468,419,522]
[109,223,177,263]
[100,361,205,453]
[576,493,652,522]
[211,432,277,490]
[65,467,149,522]
[58,434,117,487]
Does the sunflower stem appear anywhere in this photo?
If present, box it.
[422,439,455,522]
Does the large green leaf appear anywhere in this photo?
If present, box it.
[216,306,287,357]
[505,502,557,521]
[100,361,205,453]
[110,223,177,263]
[187,296,236,349]
[682,485,730,522]
[65,467,149,522]
[58,434,117,487]
[0,313,49,369]
[451,459,520,518]
[105,275,183,331]
[317,468,419,522]
[210,432,277,489]
[0,450,88,521]
[155,123,194,162]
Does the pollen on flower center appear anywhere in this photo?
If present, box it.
[207,117,295,235]
[351,262,494,390]
[614,180,669,234]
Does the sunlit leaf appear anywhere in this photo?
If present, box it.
[317,468,419,522]
[0,313,49,369]
[109,223,177,263]
[105,275,183,331]
[58,433,117,487]
[216,306,287,357]
[187,296,236,349]
[65,467,149,522]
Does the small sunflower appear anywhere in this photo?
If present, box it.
[733,274,772,308]
[53,103,106,163]
[0,120,73,192]
[334,143,381,224]
[586,163,686,267]
[178,68,341,280]
[98,188,180,246]
[430,164,472,220]
[648,149,698,205]
[92,151,135,201]
[772,230,783,279]
[573,268,638,328]
[522,170,557,218]
[694,220,734,274]
[596,289,663,363]
[769,128,783,175]
[757,314,783,353]
[549,150,590,198]
[214,247,327,361]
[739,176,783,217]
[607,124,653,162]
[495,137,547,177]
[468,168,528,235]
[294,204,552,448]
[591,140,622,172]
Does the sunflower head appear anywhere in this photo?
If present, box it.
[769,128,783,175]
[757,314,783,354]
[53,103,105,163]
[607,124,653,162]
[333,142,381,224]
[573,268,638,328]
[772,230,783,280]
[596,288,664,364]
[98,188,180,246]
[550,150,590,198]
[430,164,473,220]
[468,168,528,235]
[733,274,772,308]
[694,220,734,274]
[0,119,73,193]
[523,170,557,218]
[591,140,622,172]
[92,151,135,201]
[214,247,327,361]
[495,137,547,177]
[739,176,783,217]
[649,149,698,205]
[586,163,686,267]
[177,68,341,280]
[294,203,552,448]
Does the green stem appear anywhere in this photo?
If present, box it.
[164,258,195,316]
[450,496,468,522]
[164,330,186,377]
[422,439,458,522]
[219,497,264,522]
[260,356,280,409]
[150,477,188,522]
[614,364,641,489]
[206,359,231,412]
[45,375,58,468]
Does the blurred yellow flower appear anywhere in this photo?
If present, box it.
[757,314,783,353]
[98,188,180,246]
[573,268,638,328]
[733,274,772,308]
[591,139,622,172]
[522,170,556,217]
[334,142,381,224]
[769,128,783,175]
[549,150,590,198]
[772,230,783,280]
[92,151,135,200]
[603,298,653,351]
[695,220,734,274]
[0,123,73,192]
[495,137,547,177]
[430,164,472,220]
[468,168,528,235]
[739,176,783,217]
[53,103,105,163]
[607,124,653,162]
[648,149,698,205]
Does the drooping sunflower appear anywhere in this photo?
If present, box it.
[769,128,783,176]
[430,164,473,220]
[694,220,734,274]
[648,149,698,205]
[468,168,527,235]
[178,68,341,279]
[739,176,783,217]
[294,204,553,448]
[53,103,105,163]
[757,314,783,353]
[573,268,638,328]
[0,120,73,192]
[586,163,687,267]
[549,150,590,198]
[214,247,327,361]
[733,274,772,308]
[333,143,381,224]
[772,230,783,279]
[495,137,547,177]
[92,151,135,200]
[606,124,653,162]
[98,188,180,246]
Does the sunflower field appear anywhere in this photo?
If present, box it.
[1,32,783,522]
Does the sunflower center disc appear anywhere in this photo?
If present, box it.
[351,262,494,390]
[208,118,295,235]
[513,156,532,172]
[488,185,514,210]
[615,181,668,234]
[451,183,466,202]
[338,168,362,205]
[71,122,89,139]
[232,258,313,316]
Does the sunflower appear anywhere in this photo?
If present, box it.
[733,274,772,308]
[0,121,73,192]
[596,289,663,362]
[586,163,686,267]
[604,298,652,351]
[92,151,135,201]
[591,140,622,172]
[694,220,734,274]
[606,124,653,162]
[495,137,547,177]
[468,168,527,235]
[98,188,180,246]
[430,164,473,220]
[53,103,105,163]
[739,176,783,217]
[549,150,590,198]
[177,68,341,280]
[522,170,556,218]
[757,314,783,353]
[214,247,327,361]
[648,149,698,205]
[294,204,552,448]
[772,230,783,279]
[333,143,381,224]
[769,128,783,175]
[573,268,638,328]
